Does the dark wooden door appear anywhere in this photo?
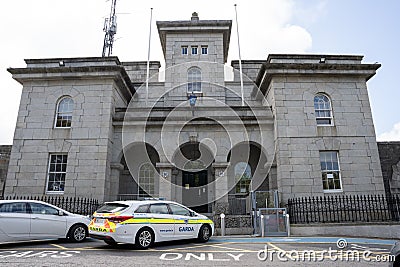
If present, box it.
[182,170,208,213]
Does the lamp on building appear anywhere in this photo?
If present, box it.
[189,92,197,107]
[319,57,326,63]
[59,60,65,67]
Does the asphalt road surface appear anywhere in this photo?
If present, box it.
[0,236,396,266]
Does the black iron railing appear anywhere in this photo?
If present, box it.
[287,194,400,224]
[2,195,100,216]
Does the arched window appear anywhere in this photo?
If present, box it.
[55,97,74,128]
[138,163,155,197]
[234,162,252,194]
[187,67,201,93]
[314,94,333,125]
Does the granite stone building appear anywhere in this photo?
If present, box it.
[4,13,386,214]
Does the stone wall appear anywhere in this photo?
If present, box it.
[0,145,11,197]
[5,57,133,201]
[378,142,400,195]
[261,55,385,202]
[291,223,400,239]
[231,60,264,82]
[213,214,253,235]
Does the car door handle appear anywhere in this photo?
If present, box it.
[32,217,39,219]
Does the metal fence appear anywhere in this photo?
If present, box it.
[117,194,161,201]
[1,195,100,216]
[287,194,400,224]
[228,195,247,215]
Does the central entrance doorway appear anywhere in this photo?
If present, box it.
[182,170,208,213]
[174,141,214,214]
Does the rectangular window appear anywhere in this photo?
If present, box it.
[201,46,208,55]
[181,46,188,55]
[191,46,198,55]
[320,151,342,192]
[187,82,202,92]
[47,154,67,193]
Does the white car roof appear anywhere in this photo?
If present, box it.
[0,200,51,204]
[104,200,184,207]
[0,199,73,215]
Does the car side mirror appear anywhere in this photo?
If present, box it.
[190,212,196,217]
[58,210,64,216]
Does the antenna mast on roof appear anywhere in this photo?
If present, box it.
[102,0,118,57]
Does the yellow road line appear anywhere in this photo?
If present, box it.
[50,243,67,249]
[267,242,285,252]
[206,244,254,252]
[163,243,214,251]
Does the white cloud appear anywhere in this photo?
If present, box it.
[377,122,400,141]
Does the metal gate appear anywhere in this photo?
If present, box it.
[256,208,289,236]
[250,190,289,236]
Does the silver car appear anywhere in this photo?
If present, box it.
[0,200,90,243]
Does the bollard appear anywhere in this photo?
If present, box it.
[286,214,290,237]
[220,213,225,236]
[260,215,265,237]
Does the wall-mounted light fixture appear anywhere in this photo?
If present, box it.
[189,92,197,107]
[59,60,65,67]
[319,57,326,63]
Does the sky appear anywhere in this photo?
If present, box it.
[0,0,399,144]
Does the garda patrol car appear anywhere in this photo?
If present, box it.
[88,200,214,249]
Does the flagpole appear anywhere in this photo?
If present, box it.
[234,4,245,106]
[146,8,153,106]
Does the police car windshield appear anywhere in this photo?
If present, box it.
[96,203,129,213]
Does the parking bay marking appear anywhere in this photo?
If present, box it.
[163,243,215,251]
[206,244,255,253]
[0,250,81,258]
[50,243,67,250]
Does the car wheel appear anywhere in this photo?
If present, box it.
[68,224,87,242]
[135,227,154,249]
[197,224,211,243]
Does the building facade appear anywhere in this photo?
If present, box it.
[4,13,385,214]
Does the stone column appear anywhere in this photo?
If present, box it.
[156,162,174,200]
[212,162,230,215]
[109,163,124,201]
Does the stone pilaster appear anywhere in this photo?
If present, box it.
[109,163,124,201]
[156,162,174,200]
[212,162,230,215]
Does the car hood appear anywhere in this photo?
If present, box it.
[196,214,212,220]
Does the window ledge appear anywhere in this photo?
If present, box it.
[317,124,335,127]
[323,189,343,193]
[187,92,203,97]
[46,191,65,195]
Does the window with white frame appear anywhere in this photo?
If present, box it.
[191,46,198,55]
[201,46,208,55]
[55,97,74,128]
[314,94,333,125]
[234,162,252,193]
[47,154,67,193]
[319,151,342,191]
[187,67,202,92]
[138,163,155,197]
[182,46,188,55]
